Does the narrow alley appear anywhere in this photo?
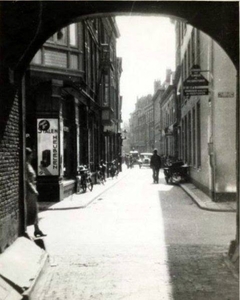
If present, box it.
[30,167,238,300]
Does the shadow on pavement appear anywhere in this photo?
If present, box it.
[157,182,239,299]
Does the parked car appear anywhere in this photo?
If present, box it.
[138,153,152,168]
[129,150,140,167]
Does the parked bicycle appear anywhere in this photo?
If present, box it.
[97,161,106,185]
[76,165,93,193]
[96,170,104,185]
[108,160,119,179]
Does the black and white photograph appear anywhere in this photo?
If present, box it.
[0,1,239,299]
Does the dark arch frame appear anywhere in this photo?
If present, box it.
[0,1,238,77]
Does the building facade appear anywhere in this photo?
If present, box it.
[175,22,237,201]
[129,23,236,203]
[160,82,178,158]
[26,17,122,202]
[152,80,165,152]
[129,95,153,153]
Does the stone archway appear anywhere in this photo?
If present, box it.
[0,1,238,74]
[0,2,238,261]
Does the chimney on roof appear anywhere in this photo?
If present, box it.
[154,80,161,93]
[165,69,172,83]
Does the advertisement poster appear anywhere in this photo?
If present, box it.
[37,118,59,176]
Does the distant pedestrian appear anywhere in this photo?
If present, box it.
[150,149,161,183]
[129,155,133,168]
[125,155,129,168]
[118,153,122,172]
[26,148,46,237]
[109,160,118,179]
[99,160,106,181]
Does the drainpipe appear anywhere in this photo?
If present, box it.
[236,69,239,246]
[86,106,90,167]
[209,39,216,202]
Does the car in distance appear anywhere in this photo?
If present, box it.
[129,150,140,166]
[138,153,152,168]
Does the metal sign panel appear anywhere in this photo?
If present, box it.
[183,87,209,96]
[37,118,59,176]
[184,65,209,87]
[183,65,209,96]
[183,73,209,86]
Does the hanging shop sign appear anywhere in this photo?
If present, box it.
[37,118,59,176]
[183,87,209,96]
[183,65,209,97]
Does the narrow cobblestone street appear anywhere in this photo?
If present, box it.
[30,167,238,299]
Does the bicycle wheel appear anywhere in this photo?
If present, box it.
[98,172,105,185]
[87,180,93,191]
[100,175,105,185]
[165,176,169,184]
[82,183,87,193]
[76,181,81,194]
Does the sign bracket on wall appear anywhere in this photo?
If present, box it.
[183,65,209,97]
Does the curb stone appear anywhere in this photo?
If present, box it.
[180,183,236,212]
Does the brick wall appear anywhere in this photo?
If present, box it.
[0,92,20,252]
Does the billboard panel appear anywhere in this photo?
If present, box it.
[37,118,59,176]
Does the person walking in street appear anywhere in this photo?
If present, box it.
[150,149,162,183]
[26,147,46,237]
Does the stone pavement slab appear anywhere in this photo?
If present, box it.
[0,277,22,300]
[0,237,48,299]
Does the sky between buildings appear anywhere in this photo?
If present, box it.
[116,16,176,123]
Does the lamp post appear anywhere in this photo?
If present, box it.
[120,129,128,170]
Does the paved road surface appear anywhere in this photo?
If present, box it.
[30,167,238,300]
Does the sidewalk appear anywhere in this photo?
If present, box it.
[39,168,129,212]
[180,182,237,213]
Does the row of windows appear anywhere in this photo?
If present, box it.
[179,102,201,167]
[162,136,175,157]
[31,19,119,110]
[162,94,176,128]
[47,23,81,48]
[137,110,154,126]
[182,29,200,83]
[162,106,176,128]
[32,22,84,71]
[176,22,187,48]
[32,47,85,71]
[146,109,154,123]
